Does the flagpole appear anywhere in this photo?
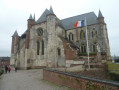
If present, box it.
[85,17,90,69]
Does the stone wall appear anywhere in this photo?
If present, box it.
[43,68,119,90]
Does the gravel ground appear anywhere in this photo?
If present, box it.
[0,69,75,90]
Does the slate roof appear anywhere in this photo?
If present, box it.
[98,10,103,18]
[48,6,54,15]
[12,30,19,37]
[29,14,33,19]
[61,12,98,30]
[0,57,10,60]
[36,9,49,23]
[36,7,99,30]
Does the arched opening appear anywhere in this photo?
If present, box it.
[58,48,61,56]
[69,33,74,41]
[92,31,94,37]
[83,32,85,39]
[93,45,96,52]
[42,40,44,55]
[81,45,86,53]
[37,41,40,55]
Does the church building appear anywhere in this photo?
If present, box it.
[10,7,110,69]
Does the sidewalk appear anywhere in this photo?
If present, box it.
[0,69,75,90]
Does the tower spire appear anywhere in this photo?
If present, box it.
[49,6,55,15]
[98,10,103,18]
[29,14,33,19]
[33,13,35,21]
[12,30,19,37]
[97,9,104,23]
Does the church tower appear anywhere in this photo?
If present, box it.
[97,10,111,60]
[27,14,35,30]
[97,10,105,24]
[26,14,35,49]
[10,30,19,66]
[46,6,57,67]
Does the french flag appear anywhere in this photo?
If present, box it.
[74,20,85,27]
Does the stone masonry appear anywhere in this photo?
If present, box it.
[10,7,111,69]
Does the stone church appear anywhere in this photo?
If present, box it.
[10,7,110,69]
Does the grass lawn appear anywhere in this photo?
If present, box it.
[107,62,119,81]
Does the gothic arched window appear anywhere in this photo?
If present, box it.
[83,32,85,39]
[37,41,40,55]
[92,31,94,37]
[95,31,97,35]
[42,40,44,55]
[80,30,83,39]
[58,48,61,56]
[81,45,86,53]
[69,33,74,41]
[37,28,43,36]
[84,46,86,53]
[93,45,96,52]
[69,34,70,41]
[72,34,74,40]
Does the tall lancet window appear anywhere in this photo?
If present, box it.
[93,45,96,52]
[58,48,61,56]
[37,41,40,55]
[80,30,83,39]
[42,40,44,55]
[92,31,94,37]
[69,33,74,41]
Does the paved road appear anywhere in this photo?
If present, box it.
[0,69,74,90]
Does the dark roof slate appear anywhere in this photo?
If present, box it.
[29,14,33,19]
[35,8,98,30]
[0,57,10,60]
[12,30,19,37]
[49,6,54,15]
[61,12,98,30]
[36,9,49,23]
[98,10,103,18]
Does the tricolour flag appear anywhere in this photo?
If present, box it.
[74,20,85,27]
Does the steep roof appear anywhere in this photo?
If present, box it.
[48,6,54,15]
[29,14,33,19]
[36,9,49,23]
[12,30,19,37]
[98,10,103,18]
[35,8,98,30]
[61,12,98,30]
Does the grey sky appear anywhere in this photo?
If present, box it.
[0,0,119,57]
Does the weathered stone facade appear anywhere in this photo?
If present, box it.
[10,7,111,69]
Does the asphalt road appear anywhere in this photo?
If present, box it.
[0,69,74,90]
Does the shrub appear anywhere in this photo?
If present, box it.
[107,62,119,81]
[78,53,97,56]
[109,72,119,81]
[0,68,4,75]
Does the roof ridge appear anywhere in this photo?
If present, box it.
[61,12,95,20]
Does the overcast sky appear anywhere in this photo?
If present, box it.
[0,0,119,57]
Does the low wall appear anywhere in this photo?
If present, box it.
[43,68,119,90]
